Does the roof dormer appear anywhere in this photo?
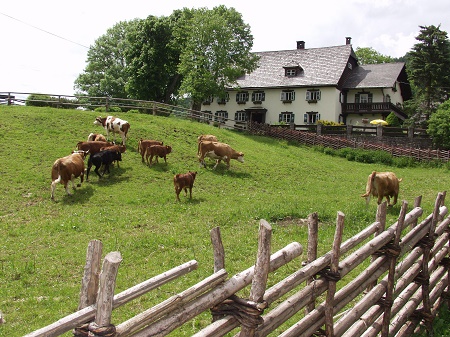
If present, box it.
[283,62,303,77]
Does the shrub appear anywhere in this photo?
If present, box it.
[372,150,394,165]
[336,147,354,159]
[393,156,416,168]
[354,149,375,163]
[323,147,335,156]
[94,106,122,113]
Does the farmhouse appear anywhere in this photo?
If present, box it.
[201,37,412,128]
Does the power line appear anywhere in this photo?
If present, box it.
[0,11,90,49]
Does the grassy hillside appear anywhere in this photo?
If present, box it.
[0,106,448,336]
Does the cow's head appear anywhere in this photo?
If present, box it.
[93,117,104,126]
[237,152,244,163]
[72,150,89,159]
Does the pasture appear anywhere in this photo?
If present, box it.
[0,106,449,336]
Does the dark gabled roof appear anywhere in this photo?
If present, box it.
[234,44,354,89]
[342,62,406,89]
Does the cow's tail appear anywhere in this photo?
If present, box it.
[51,161,63,199]
[361,171,376,200]
[398,178,403,183]
[138,139,142,153]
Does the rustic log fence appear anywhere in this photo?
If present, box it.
[21,192,450,337]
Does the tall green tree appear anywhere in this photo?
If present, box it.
[355,47,394,64]
[427,99,450,149]
[407,25,450,120]
[125,15,181,102]
[74,20,141,98]
[174,6,259,108]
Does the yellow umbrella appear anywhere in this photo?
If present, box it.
[370,119,388,126]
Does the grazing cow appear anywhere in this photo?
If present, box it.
[361,171,402,206]
[93,116,130,145]
[198,141,244,169]
[51,150,87,200]
[197,134,218,155]
[76,141,114,155]
[100,144,126,167]
[87,133,107,142]
[86,150,122,180]
[145,145,172,166]
[174,171,197,201]
[137,139,163,163]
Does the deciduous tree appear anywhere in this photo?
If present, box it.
[355,47,394,64]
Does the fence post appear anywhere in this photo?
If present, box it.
[73,240,103,336]
[317,123,323,135]
[210,227,225,272]
[377,124,383,138]
[7,92,12,105]
[88,251,122,337]
[410,196,422,230]
[408,126,414,138]
[306,212,318,314]
[381,201,407,337]
[346,125,353,139]
[324,211,345,337]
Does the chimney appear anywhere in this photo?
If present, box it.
[297,41,305,49]
[346,37,352,45]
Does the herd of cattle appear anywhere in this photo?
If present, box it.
[50,115,402,205]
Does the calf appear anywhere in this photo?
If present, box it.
[137,139,163,163]
[174,171,197,201]
[145,145,172,166]
[198,141,244,169]
[77,141,114,155]
[87,133,107,142]
[361,171,402,206]
[197,134,218,155]
[86,150,122,180]
[94,116,130,145]
[51,150,87,200]
[100,144,126,167]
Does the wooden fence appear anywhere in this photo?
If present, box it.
[22,192,450,337]
[247,122,450,162]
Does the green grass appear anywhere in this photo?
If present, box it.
[0,106,449,336]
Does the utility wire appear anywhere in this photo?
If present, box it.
[0,11,90,49]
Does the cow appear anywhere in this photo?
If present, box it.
[87,133,107,142]
[145,145,172,166]
[51,150,88,200]
[173,171,197,201]
[86,150,122,180]
[137,139,163,163]
[93,116,130,145]
[76,141,114,155]
[197,134,218,155]
[361,171,402,206]
[100,144,126,167]
[198,141,244,169]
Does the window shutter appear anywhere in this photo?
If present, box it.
[368,93,373,103]
[317,91,321,100]
[281,92,286,101]
[262,92,265,101]
[279,114,282,122]
[234,112,238,119]
[225,112,229,119]
[236,93,239,102]
[318,113,321,121]
[304,114,307,123]
[251,92,255,101]
[306,91,311,100]
[355,94,360,103]
[291,114,295,123]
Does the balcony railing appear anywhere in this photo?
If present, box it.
[341,102,405,118]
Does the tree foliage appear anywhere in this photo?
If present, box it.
[174,6,259,107]
[355,47,394,64]
[74,20,141,98]
[427,99,450,149]
[406,25,450,120]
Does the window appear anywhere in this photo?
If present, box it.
[279,112,295,123]
[217,93,229,105]
[215,111,228,123]
[385,94,391,103]
[306,90,321,102]
[202,96,213,105]
[236,92,249,104]
[251,91,265,103]
[281,90,295,102]
[285,69,297,77]
[304,112,320,124]
[355,93,373,103]
[201,110,213,122]
[235,111,247,122]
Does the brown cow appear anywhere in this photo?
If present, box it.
[76,141,114,155]
[361,171,402,206]
[87,133,107,142]
[173,171,197,201]
[197,134,218,155]
[198,141,244,169]
[145,145,172,166]
[138,139,163,162]
[51,150,88,200]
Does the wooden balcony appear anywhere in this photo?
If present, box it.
[341,102,407,119]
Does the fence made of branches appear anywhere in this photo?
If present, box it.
[21,192,450,337]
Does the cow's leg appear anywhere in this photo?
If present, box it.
[175,186,181,201]
[94,165,102,178]
[392,193,398,206]
[213,159,221,169]
[102,164,110,176]
[386,195,392,206]
[64,182,72,196]
[188,187,193,199]
[51,176,61,199]
[77,172,84,187]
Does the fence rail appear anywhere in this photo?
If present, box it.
[22,192,450,337]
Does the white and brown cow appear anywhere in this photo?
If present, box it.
[361,171,402,206]
[51,150,88,200]
[173,171,197,201]
[87,133,107,142]
[137,139,163,163]
[198,141,244,169]
[94,116,130,145]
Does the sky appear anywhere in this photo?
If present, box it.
[1,0,449,97]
